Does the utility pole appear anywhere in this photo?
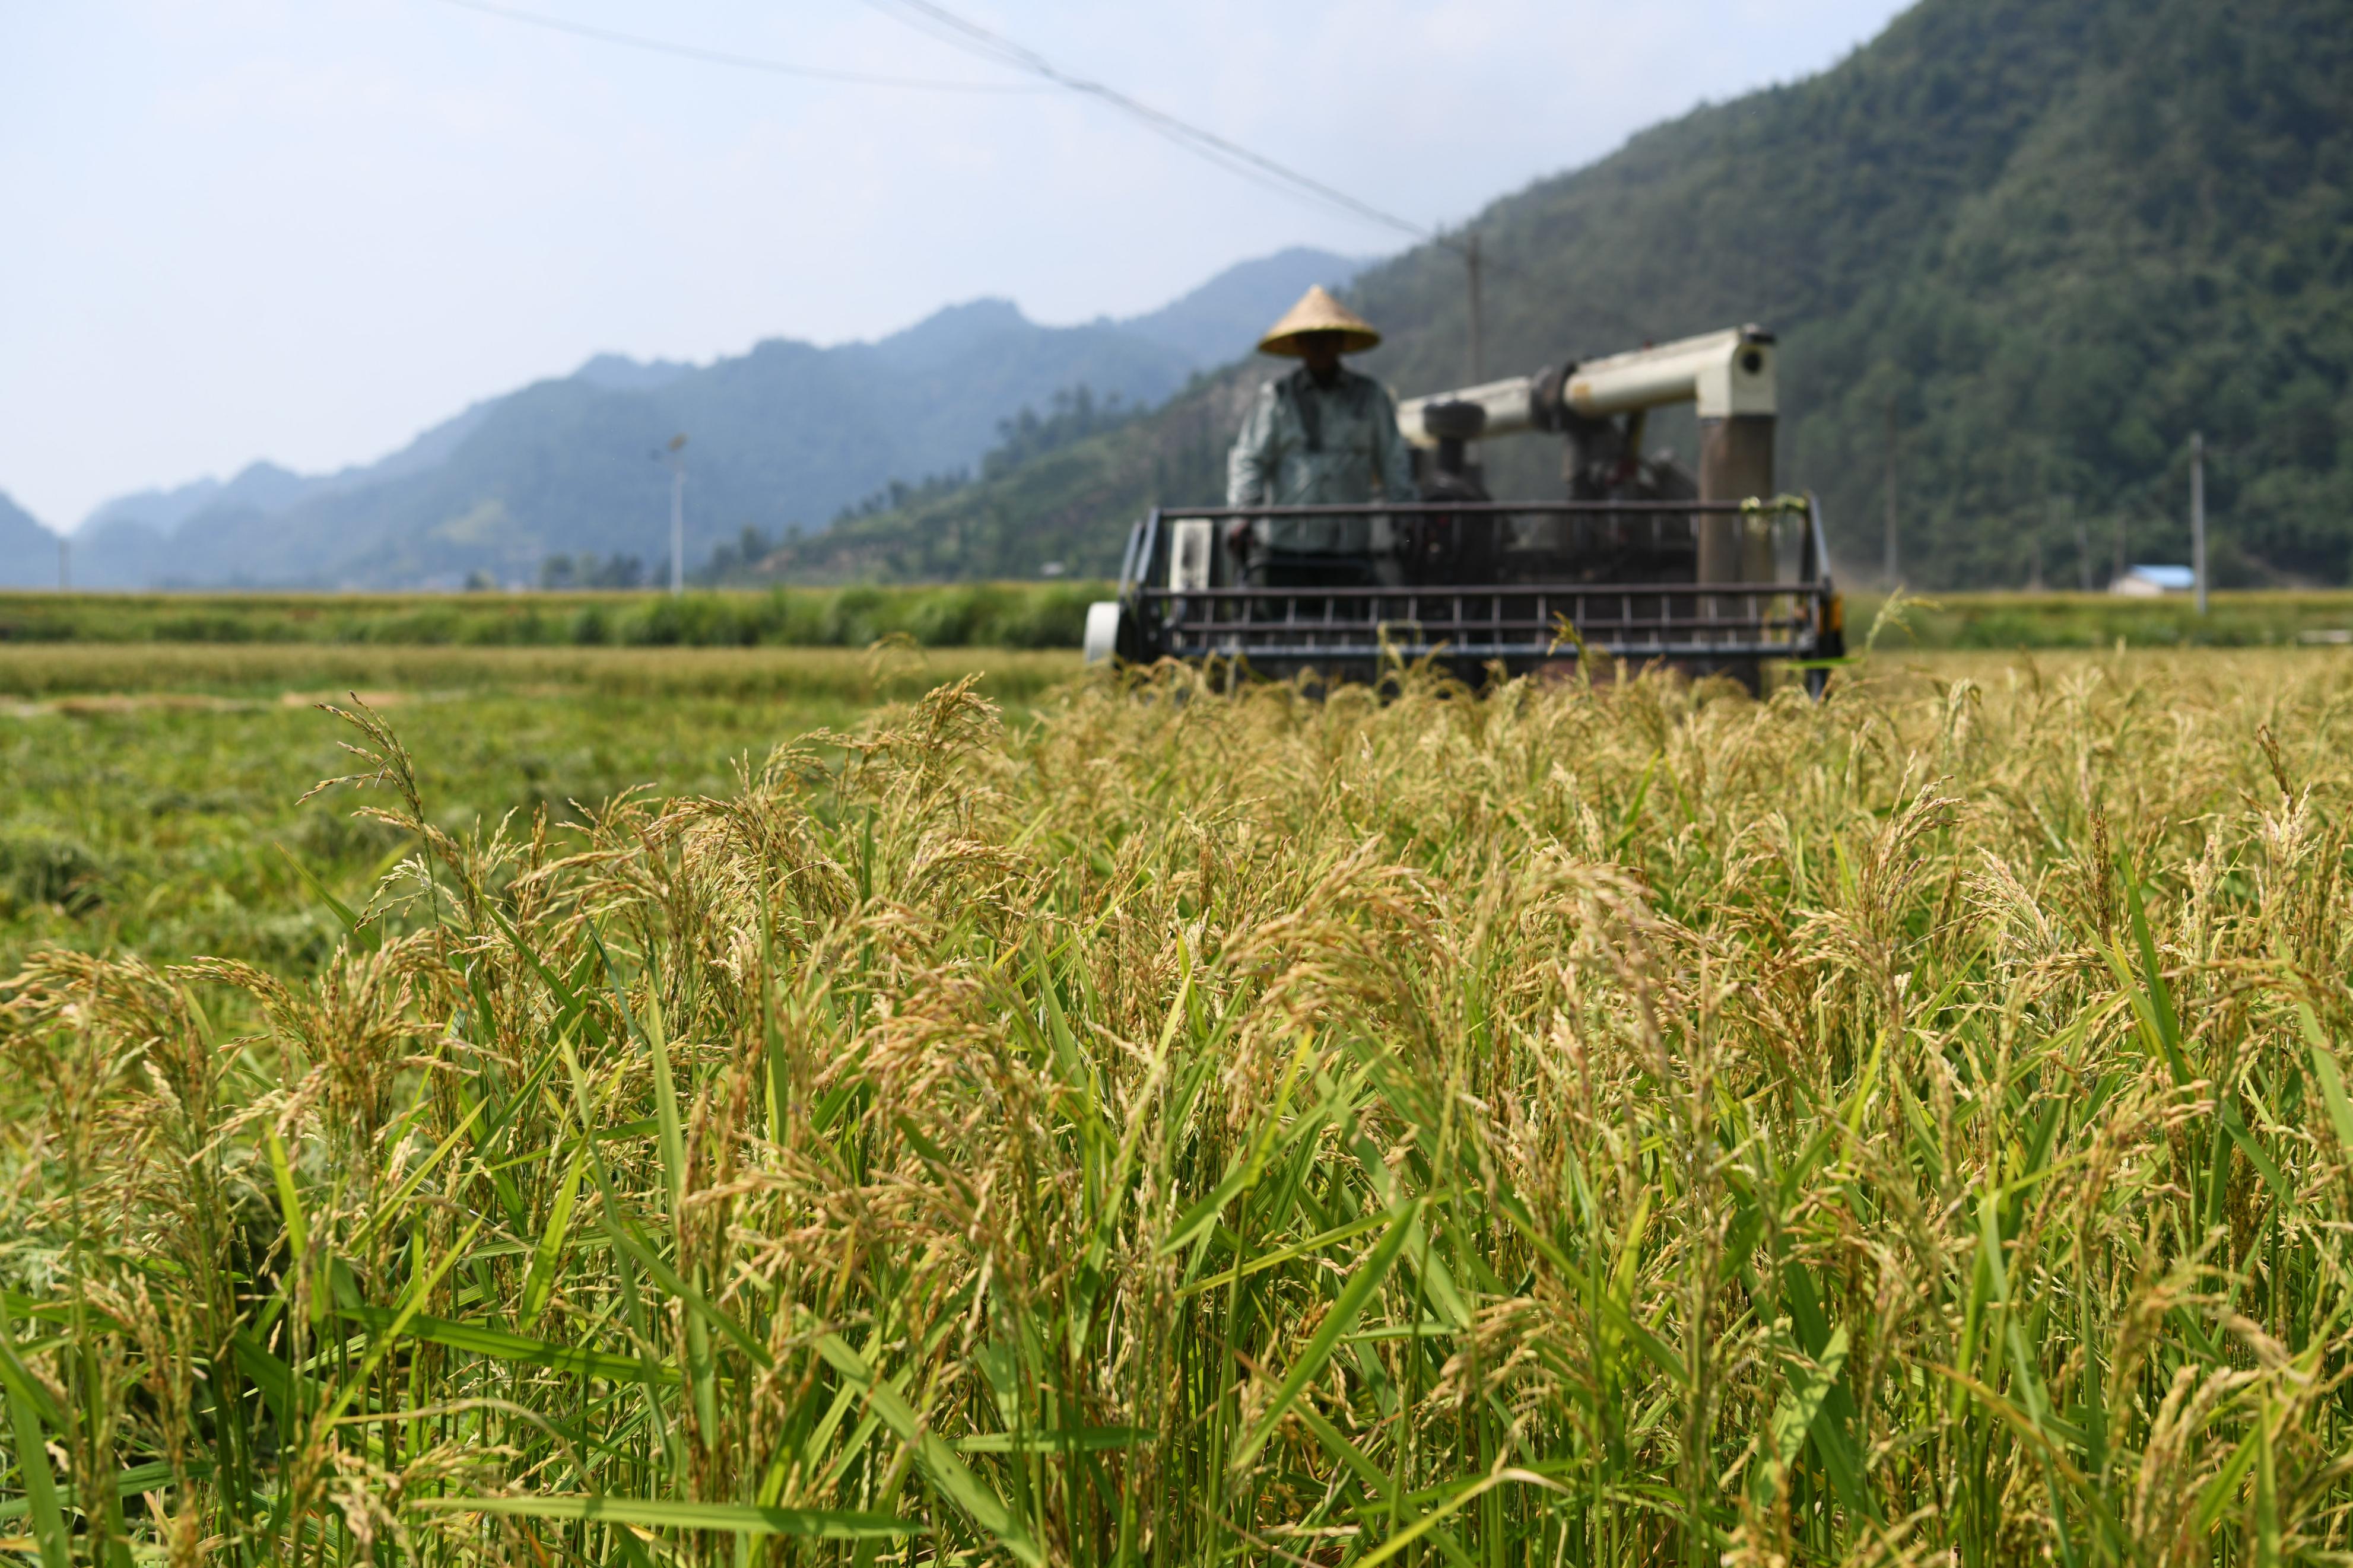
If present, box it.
[1882,393,1898,584]
[1464,230,1484,385]
[660,434,688,596]
[2069,497,2090,591]
[58,533,69,592]
[2190,431,2207,615]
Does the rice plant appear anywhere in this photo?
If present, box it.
[5,650,2352,1564]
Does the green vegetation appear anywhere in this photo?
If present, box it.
[0,585,1105,650]
[0,644,1075,976]
[774,0,2353,590]
[13,584,2353,654]
[752,374,1230,583]
[1849,589,2353,648]
[7,647,2353,1561]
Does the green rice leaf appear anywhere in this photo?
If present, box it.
[1291,1401,1476,1568]
[320,1216,482,1427]
[0,1295,69,1568]
[813,1330,1042,1566]
[332,1306,672,1385]
[488,902,606,1047]
[1231,1200,1417,1474]
[951,1426,1151,1453]
[2218,1095,2292,1208]
[262,1121,309,1271]
[519,1143,587,1333]
[0,1460,214,1525]
[601,1225,773,1373]
[1771,1325,1847,1469]
[272,842,380,950]
[1776,1262,1877,1521]
[1357,1468,1564,1568]
[414,1493,918,1540]
[2298,1004,2353,1158]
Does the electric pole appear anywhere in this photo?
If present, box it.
[1465,230,1484,385]
[58,533,69,592]
[1882,393,1898,584]
[2069,497,2089,591]
[660,434,688,596]
[2190,431,2207,615]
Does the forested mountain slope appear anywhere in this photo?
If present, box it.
[762,0,2353,588]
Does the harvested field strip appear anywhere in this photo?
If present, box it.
[1846,588,2353,648]
[0,651,1072,977]
[0,584,1107,650]
[0,642,1081,699]
[4,651,2352,1563]
[10,585,2353,653]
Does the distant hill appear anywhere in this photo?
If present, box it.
[57,247,1368,590]
[73,461,353,589]
[0,492,58,589]
[84,460,329,538]
[758,0,2353,589]
[1117,246,1376,365]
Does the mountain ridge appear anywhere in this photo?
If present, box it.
[16,246,1371,589]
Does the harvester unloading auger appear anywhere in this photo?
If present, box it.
[1084,324,1845,693]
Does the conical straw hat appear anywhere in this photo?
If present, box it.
[1255,285,1381,357]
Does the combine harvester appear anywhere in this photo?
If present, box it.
[1084,325,1844,693]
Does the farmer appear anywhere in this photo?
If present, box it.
[1225,287,1414,581]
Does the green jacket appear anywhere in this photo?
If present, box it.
[1226,367,1417,514]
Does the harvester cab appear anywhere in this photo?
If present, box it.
[1084,323,1845,692]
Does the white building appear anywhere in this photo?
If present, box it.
[2110,564,2195,597]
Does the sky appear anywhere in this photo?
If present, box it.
[0,0,1912,530]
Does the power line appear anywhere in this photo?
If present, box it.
[861,0,1446,246]
[427,0,1511,338]
[419,0,1053,93]
[425,0,1462,252]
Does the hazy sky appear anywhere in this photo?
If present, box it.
[2,0,1911,529]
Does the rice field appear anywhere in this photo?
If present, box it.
[0,645,1077,977]
[4,644,2353,1564]
[0,584,1104,651]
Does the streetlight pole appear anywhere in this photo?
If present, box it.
[1465,230,1483,385]
[1882,393,1898,585]
[2071,497,2090,592]
[659,434,688,596]
[2190,431,2206,615]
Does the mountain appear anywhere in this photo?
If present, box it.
[82,478,226,539]
[56,247,1369,590]
[758,0,2353,590]
[72,462,348,589]
[82,461,328,537]
[570,355,692,394]
[0,492,59,589]
[67,305,1193,590]
[1118,246,1374,365]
